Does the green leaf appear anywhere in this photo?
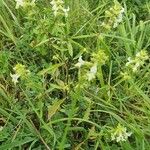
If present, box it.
[38,63,64,75]
[0,138,35,149]
[34,38,50,48]
[48,99,64,120]
[67,41,73,57]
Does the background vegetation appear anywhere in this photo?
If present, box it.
[0,0,150,149]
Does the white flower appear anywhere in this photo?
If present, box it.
[50,0,69,17]
[125,57,133,66]
[26,69,31,75]
[63,7,70,17]
[127,57,131,62]
[135,50,149,60]
[50,0,55,5]
[15,0,36,9]
[111,124,132,142]
[75,56,85,68]
[31,0,36,6]
[10,73,20,85]
[15,0,24,9]
[113,7,124,28]
[126,50,149,72]
[132,62,140,72]
[113,22,119,28]
[90,64,97,74]
[87,64,97,81]
[0,126,3,131]
[120,8,125,13]
[87,72,96,81]
[50,0,63,16]
[51,2,59,11]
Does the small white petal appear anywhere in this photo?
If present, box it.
[10,73,20,85]
[132,63,140,72]
[15,0,24,9]
[87,72,95,81]
[50,0,55,5]
[127,57,131,61]
[113,7,124,28]
[0,126,3,131]
[86,64,97,81]
[126,132,132,137]
[90,64,97,74]
[63,7,70,17]
[111,124,132,142]
[75,56,85,68]
[113,22,118,28]
[111,133,116,141]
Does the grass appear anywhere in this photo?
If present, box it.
[0,0,150,149]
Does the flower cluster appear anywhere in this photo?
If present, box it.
[10,64,30,85]
[50,0,70,17]
[86,50,108,81]
[126,50,149,72]
[111,124,132,142]
[75,50,108,82]
[120,71,131,80]
[102,0,124,30]
[15,0,36,9]
[87,64,97,81]
[113,7,124,28]
[15,0,24,9]
[10,73,20,85]
[91,50,108,65]
[75,56,85,68]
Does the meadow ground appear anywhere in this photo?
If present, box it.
[0,0,150,149]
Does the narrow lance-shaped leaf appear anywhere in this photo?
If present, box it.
[48,99,64,120]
